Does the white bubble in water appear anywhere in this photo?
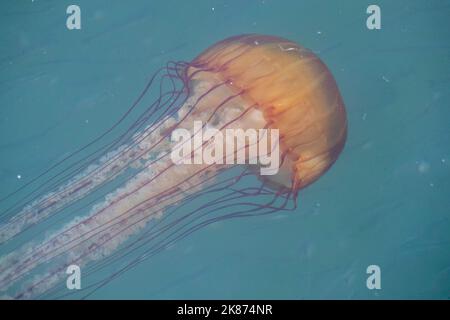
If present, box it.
[17,174,21,179]
[417,161,430,174]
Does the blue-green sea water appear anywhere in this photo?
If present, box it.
[0,0,449,299]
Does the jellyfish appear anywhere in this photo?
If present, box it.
[0,34,347,299]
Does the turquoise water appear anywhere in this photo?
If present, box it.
[0,0,449,299]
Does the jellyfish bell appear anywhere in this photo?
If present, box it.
[0,34,347,299]
[189,34,347,190]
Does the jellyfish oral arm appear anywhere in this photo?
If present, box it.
[0,73,270,299]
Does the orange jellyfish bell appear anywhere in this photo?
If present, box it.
[190,34,347,191]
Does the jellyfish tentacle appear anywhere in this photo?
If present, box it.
[0,65,188,241]
[56,184,294,300]
[0,62,185,211]
[0,64,212,243]
[0,77,263,298]
[1,77,233,253]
